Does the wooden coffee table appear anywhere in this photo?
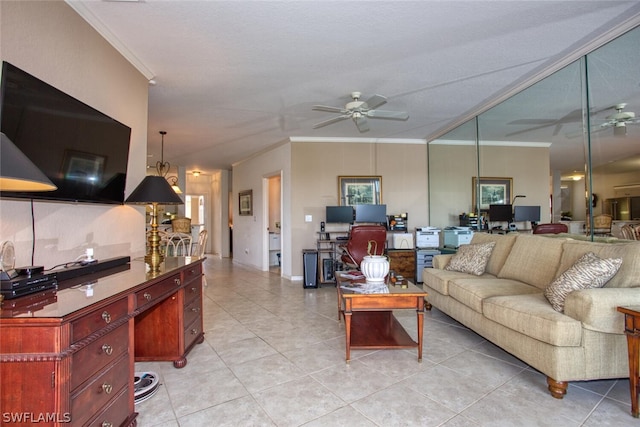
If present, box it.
[336,274,427,362]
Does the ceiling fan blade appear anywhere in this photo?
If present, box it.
[364,94,387,110]
[312,105,347,114]
[366,109,409,120]
[354,116,369,133]
[312,115,350,129]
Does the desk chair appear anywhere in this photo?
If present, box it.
[586,214,613,236]
[340,225,387,269]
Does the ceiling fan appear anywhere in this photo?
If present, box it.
[312,92,409,133]
[565,103,640,138]
[593,103,639,136]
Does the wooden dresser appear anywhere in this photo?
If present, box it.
[0,257,204,427]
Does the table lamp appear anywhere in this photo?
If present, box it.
[126,175,183,273]
[0,132,57,192]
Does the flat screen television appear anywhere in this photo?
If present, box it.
[489,204,512,222]
[325,206,353,223]
[354,204,387,224]
[0,61,131,204]
[514,205,541,222]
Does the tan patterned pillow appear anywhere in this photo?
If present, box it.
[445,242,496,276]
[544,252,622,312]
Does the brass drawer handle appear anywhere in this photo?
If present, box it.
[190,286,197,293]
[101,383,113,394]
[191,328,198,335]
[191,307,200,313]
[101,311,111,324]
[101,344,113,356]
[144,292,152,301]
[174,278,181,286]
[102,423,113,427]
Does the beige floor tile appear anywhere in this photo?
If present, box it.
[136,258,635,426]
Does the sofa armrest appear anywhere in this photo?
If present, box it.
[432,254,454,270]
[564,287,640,333]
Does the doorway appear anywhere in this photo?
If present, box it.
[186,194,207,253]
[265,173,282,275]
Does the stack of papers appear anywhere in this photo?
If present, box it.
[340,282,389,294]
[339,272,365,280]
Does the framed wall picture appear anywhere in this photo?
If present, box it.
[338,176,382,206]
[238,189,253,216]
[472,177,513,212]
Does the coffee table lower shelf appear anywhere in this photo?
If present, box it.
[349,311,418,350]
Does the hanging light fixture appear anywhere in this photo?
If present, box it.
[167,176,182,194]
[154,130,182,194]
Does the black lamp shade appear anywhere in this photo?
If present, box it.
[0,132,57,191]
[125,175,184,205]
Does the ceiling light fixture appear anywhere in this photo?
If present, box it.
[192,171,201,177]
[156,131,170,177]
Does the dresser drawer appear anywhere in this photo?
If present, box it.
[183,296,202,330]
[136,273,181,309]
[71,322,129,391]
[71,354,129,427]
[183,264,202,285]
[184,316,202,349]
[183,280,202,307]
[72,297,128,343]
[84,386,130,427]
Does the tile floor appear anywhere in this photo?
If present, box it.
[135,257,636,426]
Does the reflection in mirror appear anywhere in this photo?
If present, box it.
[428,24,640,239]
[586,27,640,231]
[428,119,478,227]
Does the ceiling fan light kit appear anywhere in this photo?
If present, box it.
[312,92,409,133]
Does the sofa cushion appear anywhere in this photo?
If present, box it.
[557,240,640,288]
[422,268,494,296]
[483,293,583,347]
[448,277,540,313]
[470,232,518,276]
[445,242,495,275]
[498,234,565,290]
[544,252,622,312]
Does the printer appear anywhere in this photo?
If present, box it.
[443,227,474,248]
[415,227,440,249]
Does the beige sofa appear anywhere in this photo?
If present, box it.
[422,232,640,398]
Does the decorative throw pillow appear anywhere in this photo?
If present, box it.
[445,242,496,276]
[544,252,622,312]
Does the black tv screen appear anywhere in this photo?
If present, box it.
[514,205,541,222]
[354,204,387,223]
[0,61,131,204]
[489,204,513,222]
[326,206,353,223]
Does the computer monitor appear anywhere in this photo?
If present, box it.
[513,205,541,223]
[489,204,513,222]
[325,206,354,223]
[354,204,387,224]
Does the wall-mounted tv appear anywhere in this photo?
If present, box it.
[354,204,387,224]
[0,61,131,204]
[325,206,353,224]
[514,205,541,223]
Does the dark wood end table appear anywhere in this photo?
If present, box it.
[617,306,640,418]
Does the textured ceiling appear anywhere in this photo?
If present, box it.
[69,1,640,174]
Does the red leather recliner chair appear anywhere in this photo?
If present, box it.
[341,225,387,269]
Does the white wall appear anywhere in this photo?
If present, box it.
[0,1,148,268]
[232,142,290,275]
